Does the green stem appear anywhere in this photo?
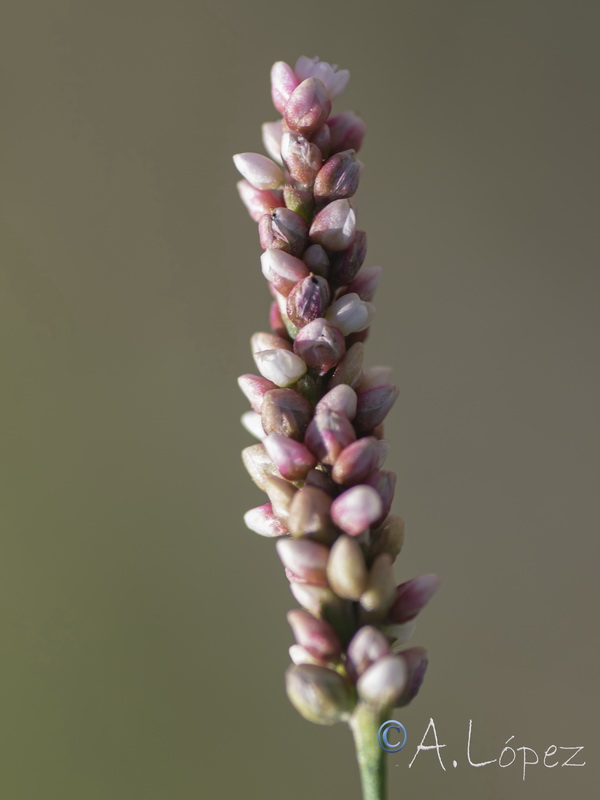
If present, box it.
[349,705,386,800]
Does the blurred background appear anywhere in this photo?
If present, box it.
[0,1,598,798]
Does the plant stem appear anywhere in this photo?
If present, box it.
[350,705,386,800]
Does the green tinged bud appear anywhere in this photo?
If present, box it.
[285,664,355,725]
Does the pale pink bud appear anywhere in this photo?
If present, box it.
[276,538,330,585]
[261,388,313,441]
[264,474,297,521]
[241,443,280,491]
[281,131,323,186]
[329,342,365,389]
[385,621,418,651]
[366,469,396,525]
[360,553,396,618]
[289,644,325,667]
[294,56,350,100]
[287,486,333,538]
[311,124,332,159]
[326,534,368,600]
[327,111,367,153]
[302,243,330,278]
[355,383,400,432]
[346,625,392,682]
[290,583,339,617]
[357,654,407,708]
[240,410,266,440]
[332,436,381,485]
[264,433,317,481]
[261,120,284,164]
[254,349,307,387]
[389,574,441,624]
[315,384,358,420]
[304,468,337,496]
[271,61,300,114]
[397,647,429,707]
[233,152,285,190]
[326,292,373,335]
[330,485,382,536]
[286,274,331,327]
[293,318,346,374]
[258,208,309,257]
[260,248,310,296]
[329,231,367,286]
[286,664,354,725]
[243,502,287,537]
[304,409,356,466]
[314,150,360,203]
[236,180,284,222]
[251,331,292,357]
[287,609,342,660]
[284,78,332,136]
[269,300,288,338]
[346,265,382,301]
[309,199,356,251]
[358,366,393,391]
[237,373,278,413]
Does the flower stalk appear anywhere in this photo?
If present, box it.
[234,56,439,800]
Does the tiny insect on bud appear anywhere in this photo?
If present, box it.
[330,485,383,536]
[285,664,354,725]
[293,318,346,374]
[233,152,285,191]
[309,199,356,251]
[284,77,332,137]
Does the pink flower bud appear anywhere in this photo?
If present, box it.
[305,409,356,466]
[243,502,287,537]
[314,149,360,203]
[236,180,284,222]
[254,349,307,387]
[293,318,346,374]
[287,486,333,538]
[258,208,309,257]
[315,384,358,420]
[237,373,278,413]
[326,292,373,335]
[329,342,365,389]
[284,78,332,136]
[269,300,288,338]
[289,644,324,667]
[276,538,330,585]
[368,515,405,563]
[304,468,337,496]
[233,152,285,190]
[294,56,350,100]
[309,199,356,252]
[302,243,330,278]
[330,485,382,536]
[358,366,393,391]
[261,120,284,164]
[356,654,407,708]
[240,410,266,440]
[251,331,292,357]
[264,433,317,481]
[346,625,392,682]
[327,111,367,153]
[346,265,382,301]
[396,647,428,707]
[264,474,297,521]
[311,124,331,159]
[286,274,331,327]
[271,61,300,114]
[388,574,441,624]
[366,469,396,525]
[241,442,280,490]
[285,664,354,725]
[290,583,339,618]
[326,534,368,600]
[355,383,400,432]
[287,610,342,660]
[332,436,381,485]
[261,388,313,441]
[260,248,310,296]
[281,131,323,186]
[329,230,367,286]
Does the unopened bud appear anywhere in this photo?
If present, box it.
[389,574,441,624]
[258,208,308,257]
[309,199,356,251]
[326,534,368,600]
[283,185,314,221]
[269,300,288,338]
[358,366,393,391]
[263,433,317,481]
[289,644,324,667]
[327,111,367,153]
[290,583,340,618]
[237,373,278,413]
[284,78,332,136]
[360,553,396,617]
[329,342,365,389]
[332,436,381,485]
[397,647,428,707]
[304,468,337,496]
[260,248,309,296]
[261,388,312,441]
[330,485,382,536]
[264,474,297,521]
[254,349,307,387]
[287,486,333,538]
[368,515,405,562]
[355,384,399,432]
[346,625,392,682]
[366,470,396,526]
[311,123,332,159]
[276,538,330,585]
[305,409,356,466]
[251,331,292,357]
[383,620,417,650]
[243,502,287,537]
[329,231,367,286]
[356,654,407,709]
[261,120,284,164]
[294,318,346,374]
[286,664,354,725]
[286,275,331,327]
[281,131,323,186]
[315,384,357,420]
[271,61,300,114]
[287,609,342,660]
[241,443,280,490]
[326,292,374,335]
[346,265,382,301]
[237,180,284,222]
[240,410,266,440]
[314,150,360,203]
[302,243,330,278]
[233,152,285,190]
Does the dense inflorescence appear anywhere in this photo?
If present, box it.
[234,56,439,726]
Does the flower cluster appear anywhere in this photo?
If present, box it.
[234,57,439,726]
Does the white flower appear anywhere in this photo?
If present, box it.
[295,56,350,100]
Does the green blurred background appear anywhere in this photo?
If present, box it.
[0,1,598,798]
